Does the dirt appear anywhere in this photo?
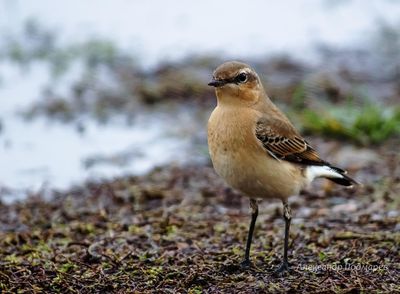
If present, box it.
[1,142,399,293]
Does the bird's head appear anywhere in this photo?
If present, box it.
[208,61,263,105]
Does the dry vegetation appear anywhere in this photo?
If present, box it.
[1,144,399,293]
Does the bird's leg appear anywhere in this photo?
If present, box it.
[241,199,258,268]
[275,200,291,274]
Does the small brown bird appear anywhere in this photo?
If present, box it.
[207,61,357,273]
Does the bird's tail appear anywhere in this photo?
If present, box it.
[306,165,359,187]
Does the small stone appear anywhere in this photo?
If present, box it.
[332,201,358,213]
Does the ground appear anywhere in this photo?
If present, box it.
[1,147,399,292]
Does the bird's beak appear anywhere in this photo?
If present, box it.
[208,78,227,87]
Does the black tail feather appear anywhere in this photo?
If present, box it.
[327,165,359,186]
[327,176,354,186]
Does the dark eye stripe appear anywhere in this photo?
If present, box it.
[219,71,255,85]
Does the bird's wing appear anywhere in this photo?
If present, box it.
[255,115,326,166]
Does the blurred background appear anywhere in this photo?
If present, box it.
[0,0,399,202]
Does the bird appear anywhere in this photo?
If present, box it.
[207,61,358,274]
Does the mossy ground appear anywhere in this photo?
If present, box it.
[1,149,399,293]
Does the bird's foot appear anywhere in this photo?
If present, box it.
[240,258,252,269]
[273,261,290,276]
[220,259,252,274]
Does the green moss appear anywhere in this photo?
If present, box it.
[292,83,307,110]
[296,102,400,145]
[318,251,327,261]
[188,286,203,294]
[58,262,78,273]
[4,253,22,264]
[146,266,163,278]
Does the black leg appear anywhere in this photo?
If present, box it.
[241,199,258,268]
[274,200,291,274]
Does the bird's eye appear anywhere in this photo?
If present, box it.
[237,72,248,83]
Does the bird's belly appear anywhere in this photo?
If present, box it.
[207,107,303,199]
[210,147,302,200]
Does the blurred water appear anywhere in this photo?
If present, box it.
[0,0,399,200]
[2,0,400,66]
[0,61,205,201]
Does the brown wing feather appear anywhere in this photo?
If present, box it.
[255,115,358,186]
[255,116,325,165]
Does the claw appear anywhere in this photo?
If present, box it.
[273,261,290,276]
[240,259,252,269]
